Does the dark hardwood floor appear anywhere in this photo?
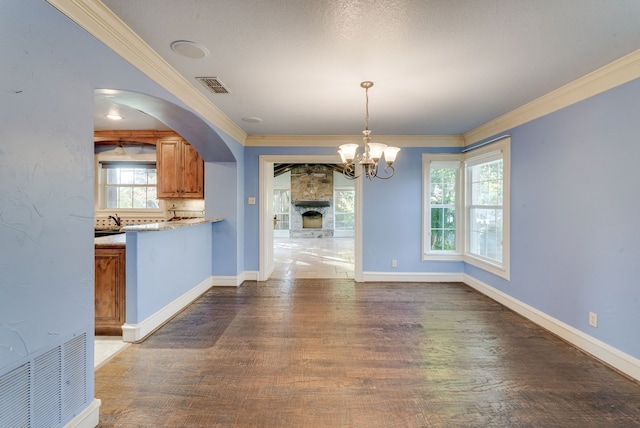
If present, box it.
[95,279,640,427]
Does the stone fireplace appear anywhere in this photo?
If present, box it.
[289,165,334,238]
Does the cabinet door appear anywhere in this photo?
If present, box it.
[157,139,182,198]
[95,248,126,336]
[181,140,204,198]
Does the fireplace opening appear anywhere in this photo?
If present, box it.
[302,211,323,229]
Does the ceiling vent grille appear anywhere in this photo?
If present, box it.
[196,77,231,94]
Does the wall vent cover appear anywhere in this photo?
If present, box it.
[196,77,231,94]
[0,331,88,427]
[0,363,30,427]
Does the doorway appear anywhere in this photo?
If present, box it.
[259,155,362,281]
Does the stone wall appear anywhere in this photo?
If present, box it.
[290,165,334,238]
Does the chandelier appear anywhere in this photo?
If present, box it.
[338,81,400,180]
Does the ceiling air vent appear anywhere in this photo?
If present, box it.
[196,77,230,94]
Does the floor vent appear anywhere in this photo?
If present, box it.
[0,331,88,428]
[196,77,231,94]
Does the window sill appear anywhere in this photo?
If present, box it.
[464,254,510,280]
[422,252,463,262]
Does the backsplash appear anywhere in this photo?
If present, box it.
[95,217,162,229]
[95,199,205,229]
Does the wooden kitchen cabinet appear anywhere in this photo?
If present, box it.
[95,247,126,336]
[156,138,204,198]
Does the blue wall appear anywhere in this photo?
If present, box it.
[483,78,640,359]
[361,147,464,273]
[126,224,213,323]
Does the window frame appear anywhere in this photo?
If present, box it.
[463,138,510,279]
[422,154,463,261]
[421,137,510,279]
[94,153,165,217]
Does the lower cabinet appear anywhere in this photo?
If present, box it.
[95,247,126,335]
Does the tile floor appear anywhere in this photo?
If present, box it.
[272,236,354,279]
[94,336,129,369]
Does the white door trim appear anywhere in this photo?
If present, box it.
[258,155,362,281]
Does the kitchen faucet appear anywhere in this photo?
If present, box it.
[108,213,122,227]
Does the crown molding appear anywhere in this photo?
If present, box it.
[245,134,464,147]
[47,0,247,144]
[465,49,640,144]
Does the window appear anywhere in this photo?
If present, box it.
[423,155,462,260]
[273,188,291,230]
[466,155,503,262]
[422,137,510,279]
[334,188,355,230]
[96,157,161,212]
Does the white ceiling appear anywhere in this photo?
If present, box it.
[95,0,640,137]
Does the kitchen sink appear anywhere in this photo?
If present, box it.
[95,229,124,238]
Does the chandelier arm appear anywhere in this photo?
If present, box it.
[374,165,395,179]
[342,162,360,180]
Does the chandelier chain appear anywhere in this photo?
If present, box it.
[364,87,370,131]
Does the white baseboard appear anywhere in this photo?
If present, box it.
[64,398,101,428]
[463,273,640,382]
[362,271,464,283]
[241,271,259,282]
[211,275,242,287]
[122,276,214,342]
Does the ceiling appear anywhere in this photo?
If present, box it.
[94,0,640,137]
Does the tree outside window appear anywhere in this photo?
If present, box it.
[334,189,355,230]
[430,167,457,251]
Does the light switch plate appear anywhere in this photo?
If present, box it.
[248,197,256,205]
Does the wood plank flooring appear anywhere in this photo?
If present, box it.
[95,279,640,427]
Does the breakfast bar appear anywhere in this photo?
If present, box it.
[94,218,223,341]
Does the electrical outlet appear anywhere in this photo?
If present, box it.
[589,312,598,327]
[391,259,397,268]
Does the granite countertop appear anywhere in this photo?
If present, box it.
[121,217,224,233]
[95,233,126,247]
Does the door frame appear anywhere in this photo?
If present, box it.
[258,154,363,281]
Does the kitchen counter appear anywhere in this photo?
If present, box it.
[121,217,223,233]
[94,233,126,247]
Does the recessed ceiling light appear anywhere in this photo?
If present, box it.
[242,116,263,123]
[106,114,123,120]
[170,40,209,59]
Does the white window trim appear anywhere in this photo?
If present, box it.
[422,154,463,261]
[421,137,510,280]
[94,153,165,217]
[463,138,510,280]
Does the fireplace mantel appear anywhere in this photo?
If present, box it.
[294,201,330,208]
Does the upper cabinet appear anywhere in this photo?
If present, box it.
[156,137,204,199]
[94,130,204,200]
